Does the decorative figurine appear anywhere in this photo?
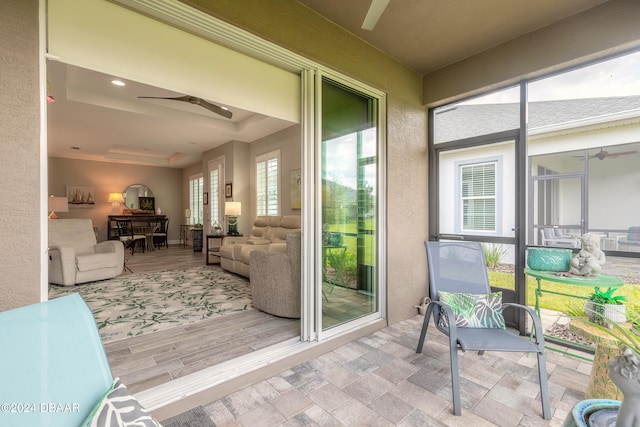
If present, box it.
[570,233,606,276]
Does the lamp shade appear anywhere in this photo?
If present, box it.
[184,209,191,217]
[108,192,125,203]
[225,202,241,216]
[48,196,68,213]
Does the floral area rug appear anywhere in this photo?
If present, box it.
[49,267,252,343]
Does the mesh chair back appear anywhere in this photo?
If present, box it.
[425,241,491,326]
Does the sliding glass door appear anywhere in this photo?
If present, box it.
[320,77,382,331]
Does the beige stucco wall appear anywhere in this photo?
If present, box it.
[0,0,41,310]
[182,0,430,324]
[423,0,640,106]
[195,125,302,236]
[48,158,183,243]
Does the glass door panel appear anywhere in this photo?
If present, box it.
[321,78,379,330]
[530,176,584,247]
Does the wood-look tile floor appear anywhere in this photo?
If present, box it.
[104,244,395,393]
[104,245,300,394]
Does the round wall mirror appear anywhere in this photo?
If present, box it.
[123,184,154,210]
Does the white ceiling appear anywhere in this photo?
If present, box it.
[47,61,295,168]
[296,0,609,74]
[48,0,609,168]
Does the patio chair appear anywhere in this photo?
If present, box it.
[416,241,550,419]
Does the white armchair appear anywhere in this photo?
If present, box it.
[49,219,124,286]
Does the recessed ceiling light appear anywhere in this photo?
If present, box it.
[70,146,80,150]
[111,79,126,87]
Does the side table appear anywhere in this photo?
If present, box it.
[179,225,190,247]
[569,317,626,400]
[206,234,224,265]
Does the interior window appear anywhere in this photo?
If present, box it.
[460,162,497,233]
[209,158,224,229]
[256,149,280,216]
[189,174,204,225]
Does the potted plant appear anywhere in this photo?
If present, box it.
[586,287,627,327]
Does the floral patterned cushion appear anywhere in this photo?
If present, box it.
[438,291,505,329]
[81,378,161,427]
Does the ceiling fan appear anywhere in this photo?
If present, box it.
[573,148,638,160]
[361,0,390,30]
[137,95,233,119]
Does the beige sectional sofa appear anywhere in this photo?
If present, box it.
[219,215,301,278]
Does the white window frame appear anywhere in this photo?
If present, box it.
[256,149,281,216]
[189,173,204,225]
[459,161,497,233]
[208,156,224,231]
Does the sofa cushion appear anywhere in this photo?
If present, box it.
[239,245,270,264]
[263,227,277,242]
[254,216,272,227]
[247,238,271,245]
[76,253,119,272]
[280,215,301,229]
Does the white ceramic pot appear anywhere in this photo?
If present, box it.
[604,304,627,325]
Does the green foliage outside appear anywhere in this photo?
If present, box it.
[482,243,508,269]
[487,270,640,319]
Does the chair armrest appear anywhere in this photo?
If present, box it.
[48,245,77,286]
[427,300,459,338]
[502,303,545,347]
[222,236,249,245]
[94,240,124,255]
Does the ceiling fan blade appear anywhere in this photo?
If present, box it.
[137,95,232,119]
[607,150,638,157]
[192,98,233,119]
[362,0,390,30]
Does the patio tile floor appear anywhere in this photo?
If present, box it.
[168,314,595,426]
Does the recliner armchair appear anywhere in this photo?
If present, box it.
[49,219,124,286]
[249,231,301,318]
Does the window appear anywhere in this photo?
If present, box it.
[209,157,224,228]
[460,162,496,232]
[189,174,204,225]
[256,149,280,216]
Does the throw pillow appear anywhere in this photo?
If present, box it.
[438,291,506,329]
[81,377,162,427]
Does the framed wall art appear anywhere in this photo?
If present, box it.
[66,186,95,208]
[225,183,232,199]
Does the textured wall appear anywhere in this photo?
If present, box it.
[0,0,41,310]
[423,0,640,106]
[47,158,183,243]
[181,0,430,324]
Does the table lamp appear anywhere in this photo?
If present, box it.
[108,192,125,215]
[225,202,241,235]
[47,196,68,219]
[184,209,191,225]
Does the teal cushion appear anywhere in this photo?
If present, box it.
[438,291,506,329]
[81,378,161,427]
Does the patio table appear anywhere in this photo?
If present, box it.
[524,268,623,359]
[524,268,623,321]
